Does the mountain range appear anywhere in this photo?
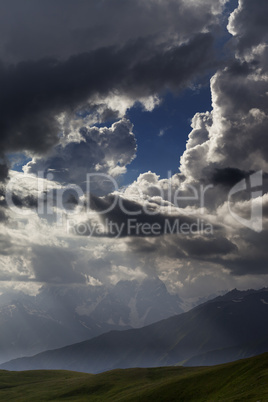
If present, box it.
[0,277,184,363]
[2,287,268,372]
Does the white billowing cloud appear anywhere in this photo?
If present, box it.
[0,173,152,287]
[227,0,268,58]
[180,112,212,181]
[158,256,268,300]
[5,170,60,207]
[0,0,226,175]
[124,171,180,203]
[109,265,147,285]
[91,94,161,117]
[24,118,137,191]
[178,0,268,182]
[185,112,211,149]
[109,0,268,283]
[1,0,268,299]
[60,94,161,142]
[207,71,268,169]
[180,67,268,181]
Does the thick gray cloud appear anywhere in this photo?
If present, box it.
[109,0,268,280]
[0,33,216,162]
[0,234,13,255]
[0,0,226,63]
[77,193,212,238]
[216,229,268,276]
[1,0,268,293]
[127,231,237,264]
[0,0,227,180]
[0,33,219,194]
[25,119,137,188]
[227,0,268,56]
[31,245,86,284]
[0,163,9,182]
[211,168,252,188]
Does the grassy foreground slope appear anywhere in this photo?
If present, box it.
[0,353,268,401]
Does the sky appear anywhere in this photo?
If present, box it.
[0,0,268,300]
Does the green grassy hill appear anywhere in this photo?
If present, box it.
[1,353,268,401]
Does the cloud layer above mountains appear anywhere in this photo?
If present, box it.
[0,0,268,299]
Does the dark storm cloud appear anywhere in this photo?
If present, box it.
[0,0,225,63]
[222,229,268,276]
[127,232,237,263]
[0,0,226,183]
[228,0,268,56]
[211,168,251,188]
[3,0,268,288]
[77,193,215,238]
[25,119,137,188]
[0,33,215,159]
[0,182,38,214]
[179,236,238,257]
[10,194,38,209]
[0,164,9,182]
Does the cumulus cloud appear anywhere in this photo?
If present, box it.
[227,0,268,57]
[100,0,268,280]
[0,0,229,182]
[24,119,137,189]
[0,33,218,182]
[1,0,268,297]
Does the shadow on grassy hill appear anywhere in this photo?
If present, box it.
[0,352,268,401]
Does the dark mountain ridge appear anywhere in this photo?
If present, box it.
[0,277,183,363]
[2,287,268,372]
